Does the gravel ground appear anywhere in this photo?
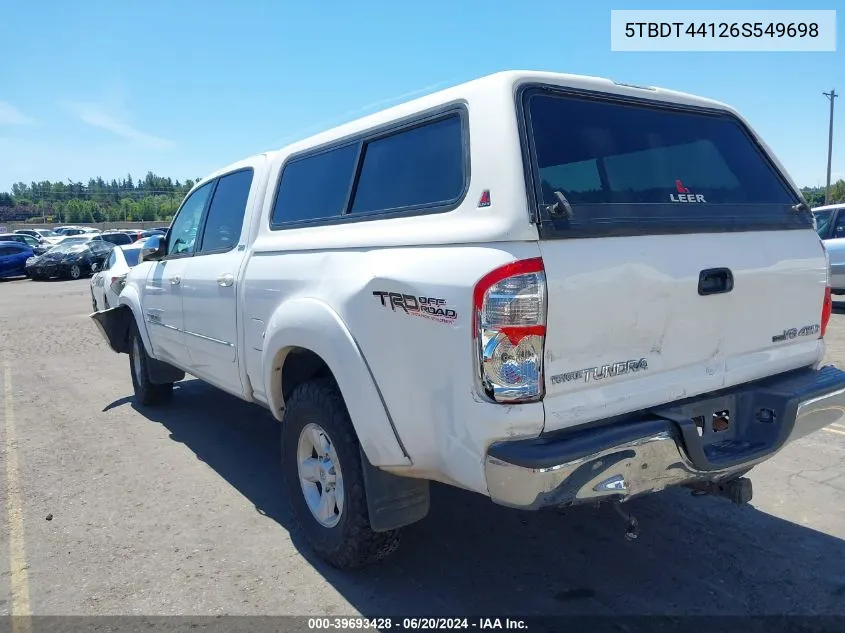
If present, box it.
[0,276,844,619]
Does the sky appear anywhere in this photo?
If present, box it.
[0,0,841,192]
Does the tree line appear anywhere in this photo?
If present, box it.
[801,181,845,208]
[1,172,844,225]
[0,172,201,224]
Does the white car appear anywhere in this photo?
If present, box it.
[90,243,145,311]
[91,69,845,569]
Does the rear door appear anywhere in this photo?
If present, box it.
[0,245,13,275]
[180,166,258,395]
[518,86,826,432]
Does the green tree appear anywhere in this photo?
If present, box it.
[831,179,845,204]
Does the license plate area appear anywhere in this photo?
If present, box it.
[649,389,794,471]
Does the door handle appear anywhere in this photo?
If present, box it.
[217,273,234,287]
[168,274,181,285]
[698,268,733,296]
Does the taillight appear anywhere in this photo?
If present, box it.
[821,287,832,338]
[472,257,547,403]
[110,274,127,295]
[820,240,832,338]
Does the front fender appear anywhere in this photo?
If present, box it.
[118,284,155,357]
[263,298,411,468]
[88,285,154,358]
[90,304,133,354]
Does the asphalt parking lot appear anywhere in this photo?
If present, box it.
[1,276,844,618]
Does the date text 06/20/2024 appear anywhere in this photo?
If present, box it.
[307,617,528,631]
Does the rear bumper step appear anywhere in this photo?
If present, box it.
[484,365,845,510]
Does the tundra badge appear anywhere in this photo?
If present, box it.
[551,358,648,384]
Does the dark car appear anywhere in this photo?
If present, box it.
[53,227,90,236]
[0,233,51,255]
[121,230,145,242]
[93,232,134,246]
[26,239,115,280]
[0,242,35,279]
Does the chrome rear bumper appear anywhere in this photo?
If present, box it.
[485,365,845,510]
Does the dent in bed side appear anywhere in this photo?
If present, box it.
[260,297,411,468]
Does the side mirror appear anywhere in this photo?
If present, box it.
[140,235,167,262]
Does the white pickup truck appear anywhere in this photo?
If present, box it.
[92,70,845,569]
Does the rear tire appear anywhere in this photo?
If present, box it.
[281,377,401,569]
[128,323,173,406]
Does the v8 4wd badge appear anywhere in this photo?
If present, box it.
[771,324,820,343]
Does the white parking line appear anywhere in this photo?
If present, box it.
[823,427,845,437]
[3,361,33,632]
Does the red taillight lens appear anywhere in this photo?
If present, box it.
[473,257,547,403]
[821,286,832,338]
[820,240,832,339]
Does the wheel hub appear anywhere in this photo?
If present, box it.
[297,423,345,528]
[132,337,143,381]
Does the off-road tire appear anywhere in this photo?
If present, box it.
[128,322,173,406]
[281,377,401,569]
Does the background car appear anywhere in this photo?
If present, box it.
[812,203,845,294]
[0,232,51,255]
[15,228,58,240]
[0,242,35,279]
[93,232,134,246]
[121,230,145,242]
[90,242,146,311]
[26,239,115,280]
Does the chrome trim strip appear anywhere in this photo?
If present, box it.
[183,329,234,347]
[147,319,181,333]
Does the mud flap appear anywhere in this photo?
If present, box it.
[360,446,430,532]
[146,357,186,385]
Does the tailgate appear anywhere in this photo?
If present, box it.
[539,230,827,431]
[516,83,827,432]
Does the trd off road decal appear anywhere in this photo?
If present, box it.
[373,291,458,325]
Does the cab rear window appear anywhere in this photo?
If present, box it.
[521,87,811,237]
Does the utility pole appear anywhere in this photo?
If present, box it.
[824,89,838,204]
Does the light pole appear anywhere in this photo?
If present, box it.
[823,89,838,205]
